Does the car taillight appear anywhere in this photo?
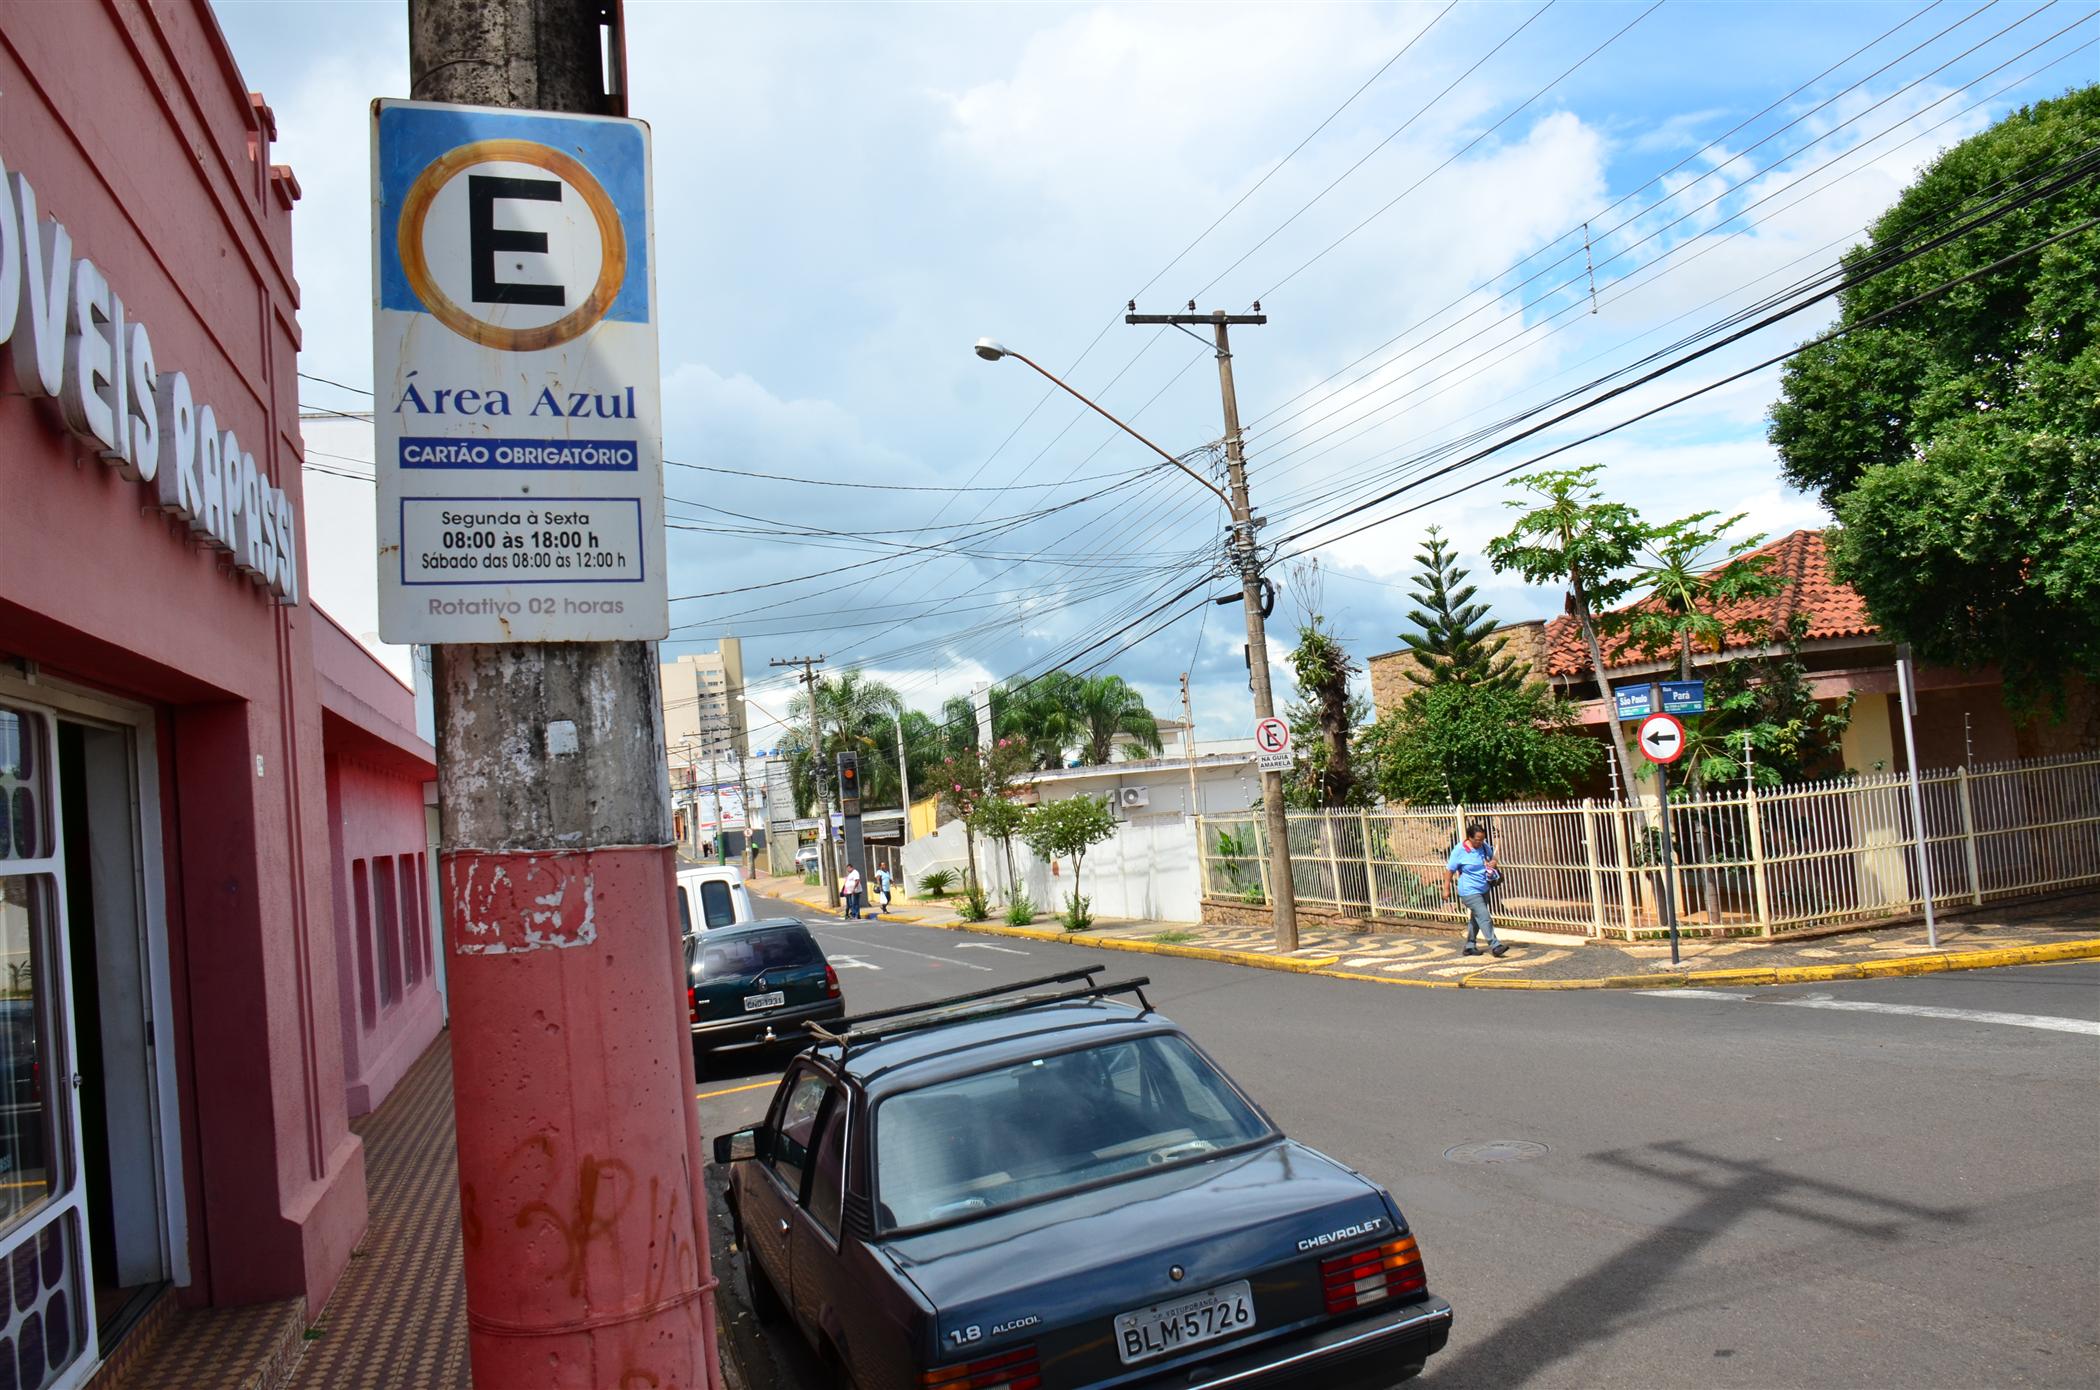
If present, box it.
[921,1344,1041,1390]
[1321,1235,1426,1314]
[688,985,699,1023]
[824,964,841,999]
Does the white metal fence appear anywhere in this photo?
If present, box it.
[1197,753,2100,940]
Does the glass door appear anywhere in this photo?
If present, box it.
[0,702,97,1390]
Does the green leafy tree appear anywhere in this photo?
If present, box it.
[939,737,1033,891]
[1074,674,1163,765]
[1399,527,1526,689]
[966,793,1031,899]
[1606,513,1781,683]
[1022,794,1120,927]
[1486,465,1647,799]
[1661,613,1855,791]
[1769,85,2100,714]
[1361,682,1599,805]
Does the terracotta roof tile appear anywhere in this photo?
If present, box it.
[1542,530,1877,679]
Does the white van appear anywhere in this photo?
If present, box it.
[675,863,755,935]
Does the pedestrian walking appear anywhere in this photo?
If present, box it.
[1445,822,1508,958]
[876,865,894,913]
[841,863,863,920]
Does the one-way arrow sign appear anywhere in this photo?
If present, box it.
[1636,712,1687,765]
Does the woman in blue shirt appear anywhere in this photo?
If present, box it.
[1445,822,1508,957]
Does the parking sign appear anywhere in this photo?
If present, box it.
[371,100,667,642]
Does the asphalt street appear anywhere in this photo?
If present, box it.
[703,894,2100,1389]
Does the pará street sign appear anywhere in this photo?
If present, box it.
[1660,679,1707,715]
[1636,712,1688,765]
[372,99,668,643]
[1614,688,1654,721]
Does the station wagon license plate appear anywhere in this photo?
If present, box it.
[1114,1280,1255,1365]
[742,991,785,1012]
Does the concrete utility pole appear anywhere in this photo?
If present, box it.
[1180,672,1201,818]
[408,3,720,1387]
[894,708,915,843]
[773,654,839,906]
[1127,307,1297,951]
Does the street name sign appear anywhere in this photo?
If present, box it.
[1636,712,1688,765]
[371,99,668,642]
[1660,680,1707,715]
[1614,688,1654,721]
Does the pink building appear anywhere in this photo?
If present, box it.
[0,3,441,1385]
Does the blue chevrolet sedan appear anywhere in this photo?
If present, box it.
[715,967,1452,1389]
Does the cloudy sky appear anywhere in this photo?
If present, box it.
[217,0,2095,749]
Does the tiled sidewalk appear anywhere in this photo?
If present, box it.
[287,1039,469,1389]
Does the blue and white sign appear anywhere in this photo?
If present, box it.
[371,99,667,642]
[1661,680,1707,715]
[1614,688,1654,721]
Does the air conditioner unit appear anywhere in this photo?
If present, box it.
[1119,786,1150,810]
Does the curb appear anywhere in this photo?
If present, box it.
[906,917,1343,975]
[1457,937,2100,990]
[773,889,2100,992]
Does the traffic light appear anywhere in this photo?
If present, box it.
[836,751,860,812]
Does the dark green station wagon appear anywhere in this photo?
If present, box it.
[714,967,1452,1389]
[687,918,845,1070]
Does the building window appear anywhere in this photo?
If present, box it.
[0,875,60,1231]
[396,856,422,989]
[372,856,399,1008]
[352,860,377,1027]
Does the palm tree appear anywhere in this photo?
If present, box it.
[1075,675,1162,766]
[996,671,1084,769]
[780,667,906,814]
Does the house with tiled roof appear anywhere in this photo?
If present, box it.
[1368,529,2084,786]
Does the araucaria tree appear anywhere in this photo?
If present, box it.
[1769,85,2100,720]
[1400,527,1526,689]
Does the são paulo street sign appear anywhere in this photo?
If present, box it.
[372,99,668,642]
[1614,688,1653,721]
[1636,712,1688,765]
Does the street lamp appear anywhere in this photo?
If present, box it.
[975,333,1299,951]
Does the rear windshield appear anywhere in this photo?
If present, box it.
[699,879,738,928]
[697,928,819,980]
[873,1033,1271,1230]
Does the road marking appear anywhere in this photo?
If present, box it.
[814,935,994,971]
[828,955,880,971]
[695,1080,776,1100]
[1640,988,2100,1035]
[1773,997,2100,1036]
[956,943,1030,956]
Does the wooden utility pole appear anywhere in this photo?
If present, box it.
[1180,672,1201,817]
[407,1,720,1385]
[773,654,839,906]
[1127,307,1297,950]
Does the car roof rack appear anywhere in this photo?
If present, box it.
[804,964,1153,1056]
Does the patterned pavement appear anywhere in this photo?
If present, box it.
[287,1038,469,1390]
[1096,891,2100,981]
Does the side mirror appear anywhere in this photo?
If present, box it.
[713,1126,762,1165]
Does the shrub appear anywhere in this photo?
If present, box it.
[1060,892,1094,933]
[918,868,957,899]
[1153,929,1197,944]
[802,871,820,886]
[1240,884,1266,906]
[958,885,991,922]
[1004,893,1036,926]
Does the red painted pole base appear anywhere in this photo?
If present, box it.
[443,844,722,1389]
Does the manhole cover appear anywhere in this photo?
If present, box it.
[1444,1140,1548,1165]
